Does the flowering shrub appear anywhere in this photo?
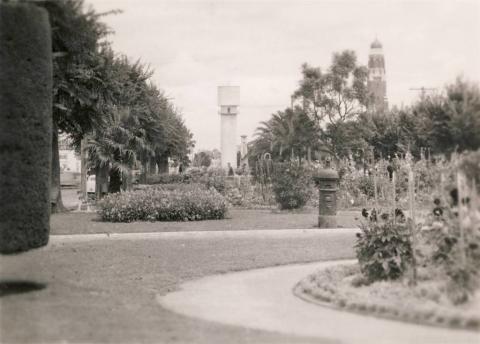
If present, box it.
[271,162,313,209]
[355,209,413,282]
[97,184,228,222]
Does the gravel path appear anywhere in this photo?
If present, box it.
[159,260,480,344]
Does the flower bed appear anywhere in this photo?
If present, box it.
[295,263,480,331]
[97,184,228,222]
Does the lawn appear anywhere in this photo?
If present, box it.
[0,230,356,343]
[51,208,361,235]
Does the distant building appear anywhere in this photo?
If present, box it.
[367,38,388,113]
[58,134,81,186]
[58,134,80,173]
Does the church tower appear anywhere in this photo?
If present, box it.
[367,38,388,113]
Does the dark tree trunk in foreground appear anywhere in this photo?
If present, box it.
[0,3,52,253]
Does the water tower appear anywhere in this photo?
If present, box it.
[218,86,240,169]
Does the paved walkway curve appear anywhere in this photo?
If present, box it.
[157,260,480,344]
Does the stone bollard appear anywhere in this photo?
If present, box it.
[0,4,52,254]
[313,169,339,228]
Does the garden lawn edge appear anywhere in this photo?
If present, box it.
[293,262,480,332]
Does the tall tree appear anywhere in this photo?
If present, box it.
[413,78,480,155]
[293,50,369,126]
[251,107,320,162]
[34,0,114,212]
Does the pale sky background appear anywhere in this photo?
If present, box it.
[90,0,480,151]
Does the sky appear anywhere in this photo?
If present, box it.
[90,0,480,151]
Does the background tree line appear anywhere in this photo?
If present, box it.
[250,50,480,165]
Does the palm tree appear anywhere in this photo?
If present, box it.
[252,107,320,162]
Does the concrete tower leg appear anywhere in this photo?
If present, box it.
[220,114,237,168]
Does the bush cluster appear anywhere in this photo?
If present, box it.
[355,210,413,282]
[146,174,190,184]
[97,184,228,222]
[271,162,313,209]
[147,168,226,194]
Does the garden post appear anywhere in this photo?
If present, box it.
[313,169,339,228]
[408,166,417,285]
[0,3,52,254]
[392,171,397,224]
[456,171,467,267]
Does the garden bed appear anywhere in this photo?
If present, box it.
[97,184,228,222]
[294,263,480,331]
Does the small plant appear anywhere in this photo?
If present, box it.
[355,209,413,282]
[271,161,313,209]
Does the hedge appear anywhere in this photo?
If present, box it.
[97,184,228,222]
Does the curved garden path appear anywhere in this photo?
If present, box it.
[158,260,480,344]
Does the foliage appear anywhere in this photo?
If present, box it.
[355,211,413,282]
[192,151,212,168]
[420,151,480,304]
[35,0,114,138]
[250,107,321,162]
[147,168,226,194]
[36,0,194,198]
[147,173,191,185]
[413,78,480,156]
[84,54,194,193]
[97,184,228,222]
[33,0,115,210]
[271,161,313,209]
[293,51,369,125]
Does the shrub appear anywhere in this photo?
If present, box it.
[147,173,191,185]
[357,176,375,199]
[97,184,228,222]
[147,169,226,194]
[271,162,313,209]
[355,210,413,282]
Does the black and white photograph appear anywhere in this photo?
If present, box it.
[1,0,479,343]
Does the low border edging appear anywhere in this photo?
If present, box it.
[293,262,480,332]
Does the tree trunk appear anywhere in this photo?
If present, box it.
[139,160,147,184]
[157,155,169,174]
[95,165,109,200]
[149,159,157,176]
[109,168,122,193]
[51,123,66,213]
[80,137,87,200]
[122,170,133,191]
